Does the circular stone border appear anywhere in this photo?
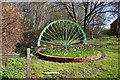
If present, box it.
[37,51,106,62]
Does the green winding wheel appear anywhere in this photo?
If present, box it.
[37,19,87,46]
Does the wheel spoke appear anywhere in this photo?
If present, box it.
[65,22,68,40]
[47,26,60,41]
[69,36,84,44]
[69,39,84,45]
[51,24,62,42]
[68,24,75,40]
[68,27,78,41]
[59,21,63,40]
[69,32,82,43]
[39,40,58,45]
[67,23,72,39]
[62,21,64,40]
[45,32,56,40]
[54,23,63,41]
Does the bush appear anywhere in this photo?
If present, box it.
[2,3,24,55]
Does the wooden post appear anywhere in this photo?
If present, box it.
[27,48,31,79]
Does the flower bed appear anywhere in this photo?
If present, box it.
[36,44,106,62]
[41,45,98,57]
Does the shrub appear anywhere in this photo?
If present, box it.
[2,3,24,55]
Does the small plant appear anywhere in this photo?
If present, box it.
[41,45,98,57]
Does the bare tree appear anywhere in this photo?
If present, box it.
[18,1,118,41]
[18,2,70,45]
[55,2,118,33]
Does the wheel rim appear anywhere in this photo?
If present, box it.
[37,19,87,46]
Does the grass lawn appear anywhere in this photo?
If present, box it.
[1,36,119,79]
[31,36,119,78]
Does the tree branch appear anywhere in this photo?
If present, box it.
[72,2,76,22]
[97,10,118,14]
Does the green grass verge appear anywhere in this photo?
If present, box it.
[31,36,119,78]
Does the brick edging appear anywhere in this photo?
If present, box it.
[37,51,105,62]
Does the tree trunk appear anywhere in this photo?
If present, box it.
[83,2,88,33]
[91,19,94,39]
[84,17,86,32]
[116,2,120,38]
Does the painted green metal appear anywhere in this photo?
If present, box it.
[37,19,87,46]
